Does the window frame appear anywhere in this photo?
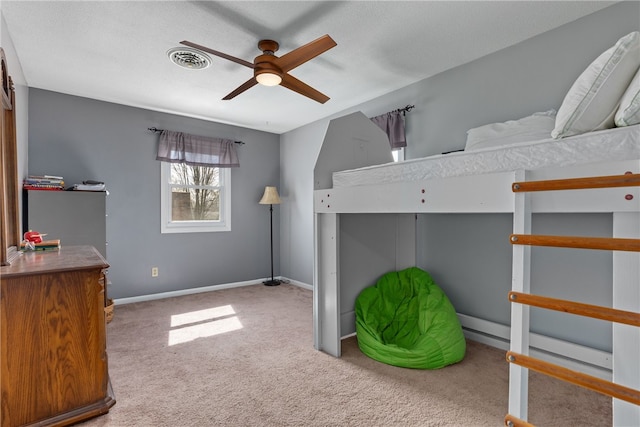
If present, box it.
[392,147,405,162]
[160,162,231,234]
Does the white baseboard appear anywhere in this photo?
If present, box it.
[113,276,312,306]
[280,277,313,291]
[458,313,612,380]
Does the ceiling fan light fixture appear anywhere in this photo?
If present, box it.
[256,72,282,86]
[167,47,211,70]
[180,34,336,102]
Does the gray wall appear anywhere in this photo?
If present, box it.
[418,213,613,350]
[280,2,639,350]
[28,89,280,299]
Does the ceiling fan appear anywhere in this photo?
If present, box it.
[180,34,337,104]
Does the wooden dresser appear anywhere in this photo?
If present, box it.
[0,246,115,427]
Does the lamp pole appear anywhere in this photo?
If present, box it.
[265,203,279,285]
[259,186,281,286]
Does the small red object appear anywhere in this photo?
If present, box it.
[625,194,634,201]
[24,230,44,243]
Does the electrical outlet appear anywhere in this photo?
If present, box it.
[151,267,158,277]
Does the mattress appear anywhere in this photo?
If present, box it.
[332,125,640,188]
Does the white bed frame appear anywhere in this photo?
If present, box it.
[313,113,639,426]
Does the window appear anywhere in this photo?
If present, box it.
[156,129,238,233]
[392,147,405,162]
[160,162,231,233]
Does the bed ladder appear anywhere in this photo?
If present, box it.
[505,172,640,427]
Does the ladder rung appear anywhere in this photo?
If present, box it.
[510,234,640,251]
[509,291,640,327]
[506,351,640,405]
[512,173,640,192]
[504,414,535,427]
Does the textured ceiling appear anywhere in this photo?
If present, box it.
[1,1,616,134]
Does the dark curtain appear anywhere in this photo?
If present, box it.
[370,111,407,149]
[156,130,239,167]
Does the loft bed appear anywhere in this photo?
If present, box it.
[312,111,639,425]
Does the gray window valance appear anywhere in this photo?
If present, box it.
[370,111,407,149]
[156,130,239,167]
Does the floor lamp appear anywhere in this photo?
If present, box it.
[259,186,281,286]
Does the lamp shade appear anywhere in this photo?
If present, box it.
[259,186,281,205]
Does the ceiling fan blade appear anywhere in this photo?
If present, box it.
[280,73,330,104]
[222,77,258,100]
[180,40,254,69]
[275,34,337,73]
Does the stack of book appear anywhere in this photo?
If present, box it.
[23,175,65,190]
[20,239,61,252]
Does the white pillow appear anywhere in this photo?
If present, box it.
[465,110,556,151]
[552,31,640,139]
[614,67,640,127]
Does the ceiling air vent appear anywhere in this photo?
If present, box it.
[167,47,211,70]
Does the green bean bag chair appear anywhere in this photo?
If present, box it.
[355,267,466,369]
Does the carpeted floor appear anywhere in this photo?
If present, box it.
[79,284,611,426]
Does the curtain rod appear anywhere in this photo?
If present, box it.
[392,104,415,116]
[148,127,245,145]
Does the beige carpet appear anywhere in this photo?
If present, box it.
[80,284,611,426]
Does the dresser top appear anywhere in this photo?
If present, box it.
[0,245,108,277]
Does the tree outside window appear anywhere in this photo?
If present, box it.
[170,164,220,221]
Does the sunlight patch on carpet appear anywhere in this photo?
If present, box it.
[171,305,236,327]
[168,305,243,346]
